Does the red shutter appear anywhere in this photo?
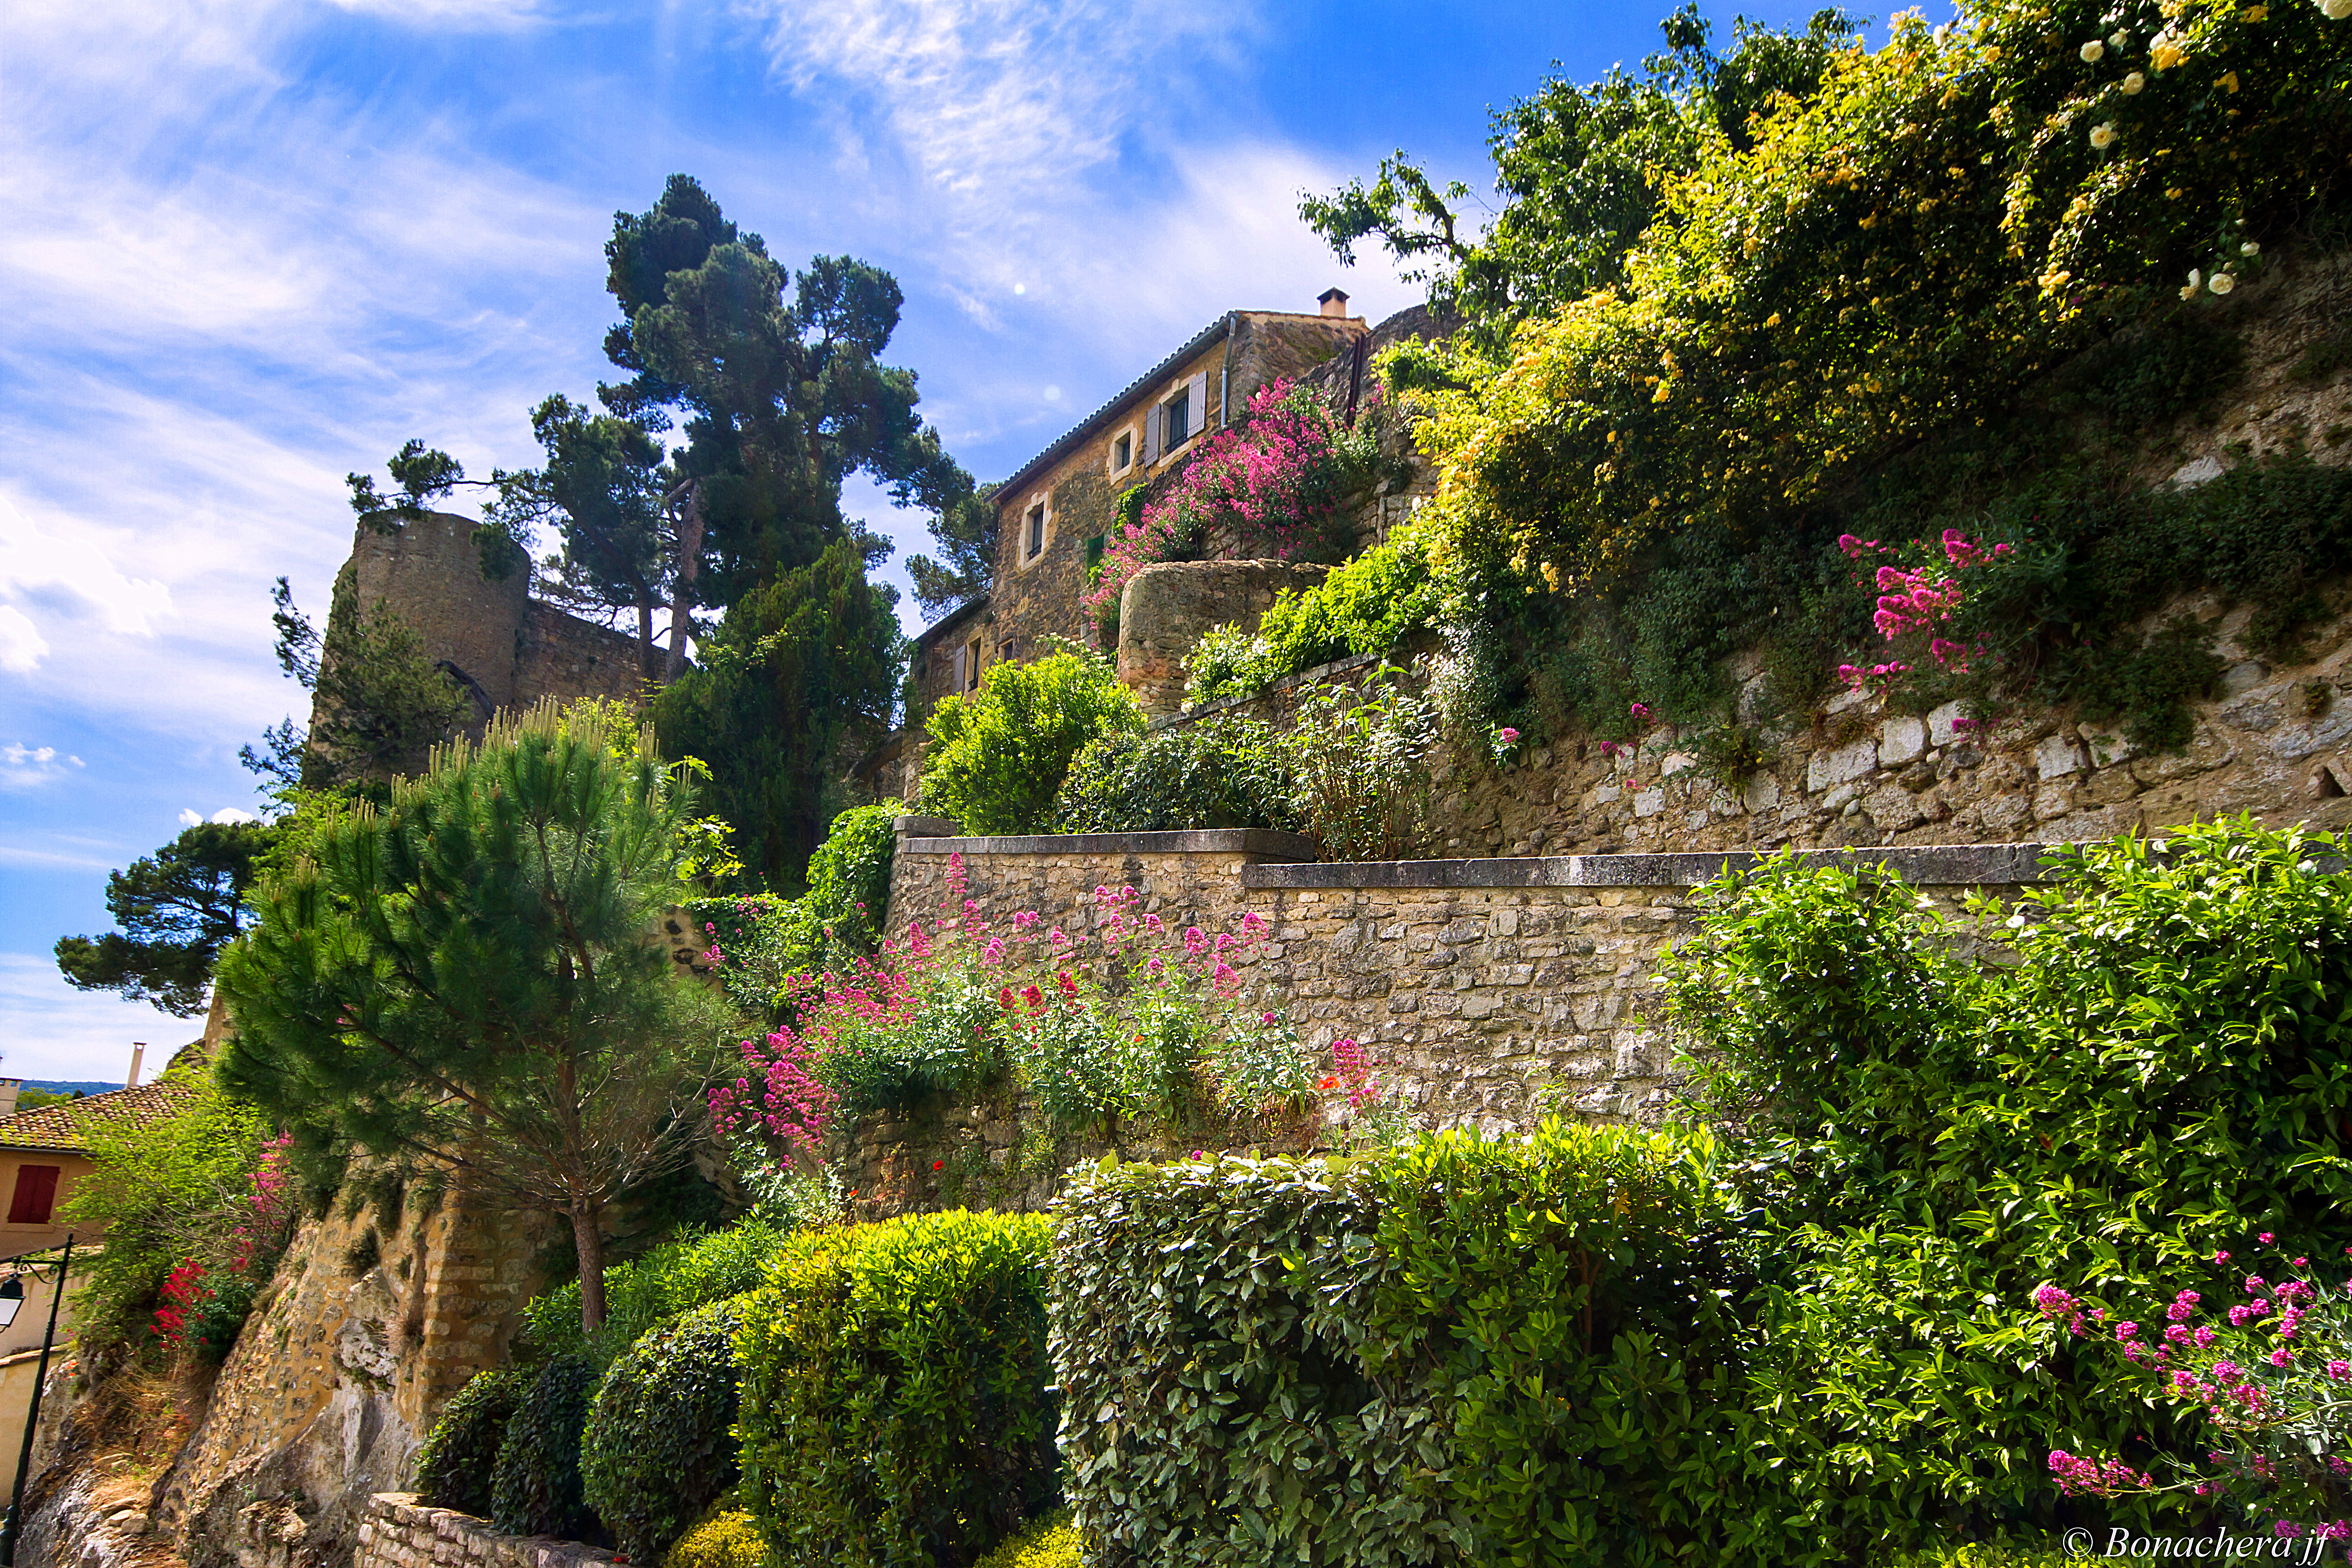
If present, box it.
[8,1165,59,1225]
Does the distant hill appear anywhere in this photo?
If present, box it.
[18,1081,123,1099]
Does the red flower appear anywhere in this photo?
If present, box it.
[933,1160,945,1171]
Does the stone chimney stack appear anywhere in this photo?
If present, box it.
[1318,287,1350,318]
[127,1042,145,1090]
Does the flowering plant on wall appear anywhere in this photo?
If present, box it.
[710,855,1318,1173]
[2029,1235,2352,1541]
[1087,378,1395,628]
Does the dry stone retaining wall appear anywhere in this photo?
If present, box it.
[864,826,2041,1211]
[353,1494,613,1568]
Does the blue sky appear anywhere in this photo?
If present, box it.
[0,0,1854,1082]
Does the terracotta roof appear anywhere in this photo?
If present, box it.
[0,1076,204,1154]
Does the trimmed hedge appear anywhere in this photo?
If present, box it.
[1051,1127,1744,1567]
[737,1210,1060,1568]
[583,1293,754,1564]
[414,1367,526,1517]
[526,1220,790,1371]
[490,1353,600,1540]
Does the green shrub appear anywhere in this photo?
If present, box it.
[1288,672,1437,861]
[524,1220,790,1372]
[488,1353,601,1540]
[582,1294,754,1564]
[415,1367,527,1517]
[1182,538,1443,708]
[1053,715,1301,834]
[1661,820,2352,1560]
[1053,1126,1740,1568]
[919,644,1144,834]
[803,802,897,951]
[969,1511,1080,1568]
[663,1507,765,1568]
[736,1210,1060,1567]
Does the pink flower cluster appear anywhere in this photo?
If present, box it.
[2048,1449,2151,1497]
[1087,379,1365,620]
[1324,1037,1384,1110]
[710,1027,839,1157]
[1833,529,2014,689]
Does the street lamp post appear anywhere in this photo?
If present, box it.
[0,1235,74,1568]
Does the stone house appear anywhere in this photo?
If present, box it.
[905,292,1375,721]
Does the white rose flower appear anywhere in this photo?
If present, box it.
[2180,268,2203,301]
[2122,70,2146,92]
[2108,28,2130,47]
[2242,240,2262,256]
[2089,120,2119,149]
[2210,271,2237,295]
[2323,0,2352,21]
[2081,38,2108,60]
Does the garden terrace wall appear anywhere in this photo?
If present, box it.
[869,826,2043,1209]
[354,1493,615,1568]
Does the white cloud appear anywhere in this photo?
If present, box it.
[323,0,549,25]
[0,608,46,675]
[179,806,260,826]
[0,744,86,790]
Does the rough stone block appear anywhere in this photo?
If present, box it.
[2034,732,2087,780]
[1807,738,1879,792]
[1879,715,1927,767]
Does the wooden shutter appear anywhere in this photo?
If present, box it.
[951,645,966,693]
[1186,372,1209,436]
[1142,403,1162,466]
[9,1165,59,1225]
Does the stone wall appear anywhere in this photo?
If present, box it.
[1117,559,1331,716]
[859,825,2040,1213]
[147,1187,564,1568]
[353,1494,613,1568]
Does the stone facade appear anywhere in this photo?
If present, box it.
[341,511,647,727]
[142,1186,564,1568]
[353,1494,613,1568]
[1116,559,1332,716]
[853,827,2039,1215]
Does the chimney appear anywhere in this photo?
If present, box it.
[127,1043,145,1090]
[1318,287,1350,318]
[0,1081,19,1121]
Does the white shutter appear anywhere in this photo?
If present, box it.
[1186,372,1209,438]
[1142,402,1162,466]
[951,645,966,693]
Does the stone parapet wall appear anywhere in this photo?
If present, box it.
[355,1494,614,1568]
[868,830,2040,1205]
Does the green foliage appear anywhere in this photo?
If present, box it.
[218,699,741,1336]
[1052,1125,1739,1567]
[1053,715,1301,834]
[583,1294,754,1564]
[1181,538,1445,708]
[525,1219,791,1371]
[59,1066,279,1357]
[968,1512,1080,1568]
[686,803,900,1019]
[664,1508,766,1568]
[735,1210,1060,1568]
[1657,820,2352,1558]
[491,1353,600,1541]
[1288,673,1437,861]
[919,643,1144,834]
[54,819,272,1018]
[653,538,906,891]
[416,1367,528,1518]
[1341,0,2351,746]
[242,567,474,792]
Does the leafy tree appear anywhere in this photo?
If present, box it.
[651,537,904,888]
[598,176,975,668]
[905,481,1000,617]
[54,819,272,1017]
[919,643,1144,834]
[1302,5,1857,335]
[241,570,474,792]
[489,395,670,672]
[215,701,740,1331]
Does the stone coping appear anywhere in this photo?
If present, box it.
[1238,843,2052,890]
[896,826,1323,862]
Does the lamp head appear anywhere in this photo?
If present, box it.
[0,1274,22,1332]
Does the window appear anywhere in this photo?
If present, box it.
[1024,503,1046,560]
[1164,387,1191,450]
[964,640,983,692]
[1000,639,1015,663]
[950,644,967,693]
[1112,432,1132,471]
[8,1165,58,1226]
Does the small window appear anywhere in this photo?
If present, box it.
[1164,388,1191,450]
[964,641,983,692]
[8,1165,59,1226]
[1025,503,1046,560]
[1112,433,1132,471]
[1084,535,1106,571]
[1000,639,1015,663]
